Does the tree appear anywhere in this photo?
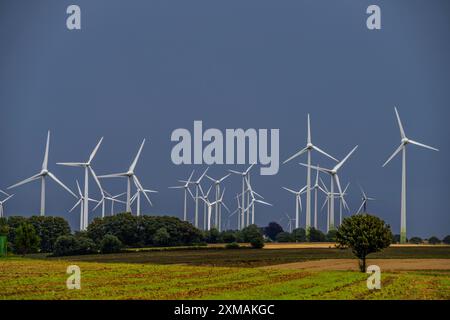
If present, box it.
[326,229,338,242]
[242,225,265,249]
[153,227,170,246]
[392,234,401,244]
[428,236,441,245]
[308,227,326,242]
[100,234,123,254]
[219,230,237,243]
[409,237,422,244]
[276,232,294,243]
[53,235,98,256]
[264,222,284,241]
[443,235,450,245]
[28,216,71,252]
[14,223,41,255]
[204,228,220,243]
[336,214,392,272]
[292,228,306,242]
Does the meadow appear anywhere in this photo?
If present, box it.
[0,246,449,300]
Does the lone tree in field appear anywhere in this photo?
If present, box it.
[336,214,392,272]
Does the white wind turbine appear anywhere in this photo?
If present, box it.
[8,131,76,216]
[229,164,255,230]
[338,183,350,226]
[284,114,338,235]
[243,177,272,226]
[104,191,126,216]
[69,180,99,231]
[206,173,231,232]
[57,137,104,225]
[283,213,296,233]
[189,168,209,228]
[319,178,340,233]
[198,189,230,231]
[311,166,327,229]
[169,170,195,222]
[99,139,152,214]
[357,185,375,214]
[228,194,242,230]
[301,145,358,231]
[282,185,307,229]
[0,194,14,218]
[130,188,158,216]
[382,107,438,244]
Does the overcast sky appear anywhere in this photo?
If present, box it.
[0,0,449,238]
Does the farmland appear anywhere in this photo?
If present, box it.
[0,245,449,300]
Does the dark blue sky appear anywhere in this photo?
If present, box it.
[0,0,449,237]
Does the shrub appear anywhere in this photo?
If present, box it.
[219,230,237,243]
[28,216,71,252]
[428,236,441,245]
[250,237,265,249]
[204,228,220,243]
[292,228,306,242]
[443,235,450,245]
[308,227,326,242]
[409,237,423,244]
[241,225,265,249]
[153,227,170,246]
[326,229,338,242]
[53,235,98,256]
[336,214,392,272]
[225,242,240,249]
[100,234,123,254]
[14,223,41,255]
[264,222,284,241]
[276,232,294,243]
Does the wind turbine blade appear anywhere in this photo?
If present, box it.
[197,168,209,183]
[48,172,77,198]
[69,199,81,213]
[220,173,231,183]
[282,187,297,195]
[255,199,272,206]
[129,139,146,172]
[88,137,104,164]
[394,107,406,139]
[382,144,403,167]
[334,174,344,197]
[76,180,82,197]
[408,140,439,152]
[112,192,126,199]
[343,183,350,194]
[245,163,256,175]
[187,188,195,200]
[169,186,184,189]
[359,184,367,199]
[319,178,329,193]
[228,169,242,175]
[368,197,376,201]
[299,163,332,174]
[205,175,216,183]
[89,167,104,196]
[307,113,311,144]
[283,147,308,164]
[133,175,153,206]
[8,173,42,189]
[334,145,358,172]
[0,189,9,197]
[222,202,231,213]
[312,145,338,162]
[2,194,14,203]
[298,195,303,211]
[321,197,328,211]
[93,199,103,210]
[186,170,195,184]
[42,131,50,170]
[357,201,365,214]
[98,172,128,178]
[56,162,85,167]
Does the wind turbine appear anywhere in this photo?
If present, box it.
[244,177,272,226]
[357,185,375,214]
[206,173,231,232]
[57,137,104,225]
[104,191,126,216]
[199,189,229,231]
[319,178,340,233]
[169,170,195,222]
[284,114,338,236]
[189,168,209,228]
[301,145,358,231]
[228,194,242,230]
[8,131,76,216]
[69,180,99,231]
[311,166,327,229]
[229,163,255,230]
[339,183,350,226]
[283,213,296,233]
[382,107,438,244]
[98,139,152,214]
[282,185,307,229]
[130,188,158,216]
[0,194,14,218]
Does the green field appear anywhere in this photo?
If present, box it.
[1,247,449,300]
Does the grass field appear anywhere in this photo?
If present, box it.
[1,246,449,300]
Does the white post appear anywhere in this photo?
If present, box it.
[400,147,407,244]
[126,177,131,213]
[40,176,46,216]
[305,150,311,232]
[329,176,335,231]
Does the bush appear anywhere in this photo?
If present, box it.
[14,223,41,255]
[308,227,326,242]
[219,230,238,243]
[28,216,71,252]
[292,228,306,242]
[276,232,293,243]
[53,235,98,256]
[336,214,392,272]
[326,230,338,242]
[443,235,450,245]
[250,237,265,249]
[153,227,170,246]
[264,222,284,241]
[204,228,220,243]
[241,225,265,249]
[225,242,240,249]
[428,236,441,245]
[409,237,423,244]
[100,234,123,254]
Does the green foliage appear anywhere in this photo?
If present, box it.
[336,214,392,272]
[326,229,338,242]
[392,234,401,244]
[153,227,170,246]
[14,223,41,255]
[292,228,306,242]
[204,228,220,243]
[0,218,9,236]
[225,242,240,249]
[443,235,450,245]
[308,227,326,242]
[276,232,294,243]
[428,236,441,245]
[5,216,28,247]
[241,225,265,249]
[409,237,423,244]
[100,234,123,254]
[263,222,284,241]
[219,230,238,243]
[53,235,98,256]
[86,213,203,247]
[28,216,71,252]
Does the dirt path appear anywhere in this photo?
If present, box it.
[263,259,450,271]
